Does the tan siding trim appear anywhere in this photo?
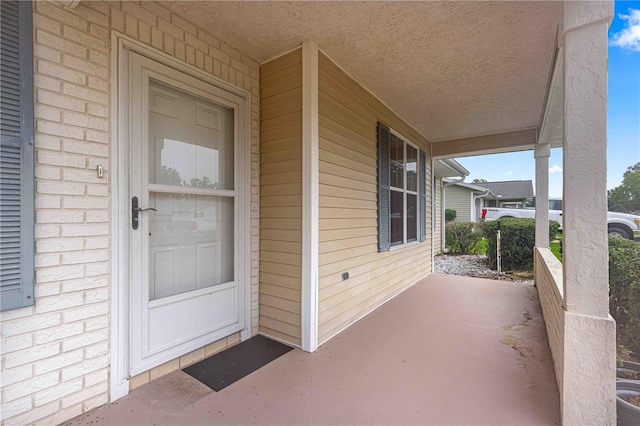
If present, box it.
[261,87,302,110]
[319,235,378,254]
[261,171,302,185]
[261,229,302,242]
[261,136,302,154]
[260,282,301,301]
[319,161,375,185]
[261,63,304,87]
[320,137,376,167]
[319,149,376,176]
[319,185,377,202]
[319,207,376,219]
[260,49,303,77]
[261,99,302,121]
[315,52,433,345]
[262,195,303,208]
[259,317,302,339]
[261,218,302,231]
[261,239,303,254]
[260,305,301,327]
[319,218,377,231]
[260,294,301,315]
[319,227,377,242]
[262,183,302,196]
[319,249,429,299]
[318,53,428,147]
[319,195,376,209]
[261,75,303,99]
[261,111,303,131]
[319,118,376,157]
[319,173,376,193]
[261,272,303,290]
[262,159,303,174]
[259,50,303,346]
[261,123,302,143]
[262,148,303,164]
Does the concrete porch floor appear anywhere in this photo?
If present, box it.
[67,274,560,425]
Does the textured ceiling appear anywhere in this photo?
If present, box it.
[163,1,561,142]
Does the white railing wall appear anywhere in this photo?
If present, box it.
[535,247,565,397]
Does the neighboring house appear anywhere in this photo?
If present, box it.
[443,179,496,223]
[433,159,469,253]
[0,1,616,425]
[475,180,534,208]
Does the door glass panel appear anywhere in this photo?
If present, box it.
[148,194,234,301]
[146,78,235,302]
[148,79,234,190]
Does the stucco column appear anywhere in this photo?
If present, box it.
[560,1,615,424]
[534,143,550,248]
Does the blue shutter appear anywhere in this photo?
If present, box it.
[419,149,426,242]
[1,0,35,311]
[377,122,390,252]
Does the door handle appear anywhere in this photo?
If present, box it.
[132,196,157,230]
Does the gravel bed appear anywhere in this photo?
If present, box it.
[434,254,534,285]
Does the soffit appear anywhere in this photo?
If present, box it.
[163,1,561,142]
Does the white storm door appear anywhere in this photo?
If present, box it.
[128,52,246,375]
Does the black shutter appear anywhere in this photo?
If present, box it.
[377,122,390,252]
[1,0,35,310]
[419,149,426,242]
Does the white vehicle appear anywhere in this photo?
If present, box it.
[481,198,640,241]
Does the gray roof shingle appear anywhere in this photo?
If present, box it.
[474,180,533,198]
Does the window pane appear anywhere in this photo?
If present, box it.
[391,191,404,246]
[149,79,234,190]
[390,134,404,189]
[148,193,234,301]
[406,145,417,192]
[407,194,417,242]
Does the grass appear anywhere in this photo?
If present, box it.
[550,241,562,262]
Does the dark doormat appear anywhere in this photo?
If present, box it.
[183,335,293,391]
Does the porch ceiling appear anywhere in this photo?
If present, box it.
[164,1,561,144]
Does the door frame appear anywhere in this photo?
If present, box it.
[109,34,252,401]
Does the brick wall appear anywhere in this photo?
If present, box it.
[534,247,564,396]
[0,2,260,424]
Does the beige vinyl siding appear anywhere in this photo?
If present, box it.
[445,185,473,222]
[434,179,442,254]
[259,49,302,346]
[317,52,432,344]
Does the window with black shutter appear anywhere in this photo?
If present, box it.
[1,0,35,311]
[377,122,427,251]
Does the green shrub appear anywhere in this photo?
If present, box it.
[445,222,483,255]
[483,218,560,271]
[609,237,640,358]
[445,209,457,223]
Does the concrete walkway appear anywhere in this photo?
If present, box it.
[67,274,560,425]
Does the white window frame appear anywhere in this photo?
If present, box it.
[389,129,420,248]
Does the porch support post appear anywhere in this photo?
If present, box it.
[560,1,615,424]
[534,142,550,248]
[301,40,319,352]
